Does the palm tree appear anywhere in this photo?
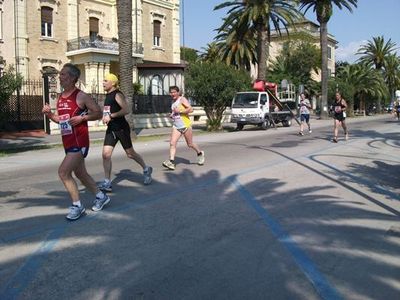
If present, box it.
[199,42,223,63]
[300,0,358,119]
[214,20,257,70]
[383,54,400,103]
[357,36,397,69]
[116,0,133,110]
[336,63,387,116]
[356,36,397,111]
[215,0,301,81]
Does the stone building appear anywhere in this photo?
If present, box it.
[0,0,184,95]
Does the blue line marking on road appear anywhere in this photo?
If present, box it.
[1,224,67,299]
[230,177,343,300]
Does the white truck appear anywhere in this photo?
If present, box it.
[231,91,295,130]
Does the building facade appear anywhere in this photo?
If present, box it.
[0,0,184,95]
[269,20,338,81]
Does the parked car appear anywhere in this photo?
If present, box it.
[386,104,393,112]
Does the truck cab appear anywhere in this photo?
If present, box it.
[231,91,292,130]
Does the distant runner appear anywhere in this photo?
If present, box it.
[162,86,205,170]
[332,91,349,143]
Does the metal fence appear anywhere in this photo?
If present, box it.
[0,79,44,131]
[133,95,171,114]
[0,84,173,132]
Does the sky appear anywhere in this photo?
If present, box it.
[182,0,400,63]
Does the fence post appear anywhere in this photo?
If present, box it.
[42,74,51,134]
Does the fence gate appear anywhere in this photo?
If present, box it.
[0,78,46,132]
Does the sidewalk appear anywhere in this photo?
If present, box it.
[0,114,391,151]
[0,123,237,151]
[0,126,172,151]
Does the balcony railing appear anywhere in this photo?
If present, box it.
[67,36,144,55]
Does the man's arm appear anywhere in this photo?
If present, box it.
[42,104,60,123]
[70,91,102,126]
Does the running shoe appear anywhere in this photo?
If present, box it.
[332,137,338,143]
[143,166,153,185]
[66,205,86,221]
[299,131,304,136]
[309,129,312,134]
[197,151,205,165]
[345,133,349,141]
[92,194,111,212]
[162,160,176,170]
[98,180,112,192]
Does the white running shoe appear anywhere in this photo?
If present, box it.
[197,151,205,165]
[92,195,111,212]
[66,205,86,221]
[143,166,153,185]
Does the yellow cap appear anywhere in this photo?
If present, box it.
[104,73,119,86]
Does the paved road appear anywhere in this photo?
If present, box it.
[0,115,399,300]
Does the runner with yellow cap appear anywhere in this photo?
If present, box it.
[98,73,153,192]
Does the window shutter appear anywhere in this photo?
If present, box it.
[89,18,99,33]
[154,21,161,37]
[41,7,53,23]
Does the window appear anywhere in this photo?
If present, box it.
[327,46,332,60]
[150,75,162,95]
[153,20,161,47]
[41,6,53,37]
[89,17,99,41]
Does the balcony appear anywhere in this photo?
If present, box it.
[66,36,144,55]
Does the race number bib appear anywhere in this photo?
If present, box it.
[103,105,111,116]
[59,114,72,136]
[334,106,342,113]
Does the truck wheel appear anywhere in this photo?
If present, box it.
[261,118,270,130]
[282,119,292,127]
[236,123,244,131]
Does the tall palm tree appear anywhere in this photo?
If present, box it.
[300,0,357,119]
[357,36,397,69]
[356,36,396,111]
[215,0,301,81]
[116,0,133,111]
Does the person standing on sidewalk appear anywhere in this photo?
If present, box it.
[41,63,110,220]
[298,92,312,135]
[332,91,349,143]
[98,74,152,192]
[162,86,205,170]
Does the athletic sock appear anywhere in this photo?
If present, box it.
[73,201,82,207]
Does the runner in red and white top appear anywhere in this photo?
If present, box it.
[42,63,111,220]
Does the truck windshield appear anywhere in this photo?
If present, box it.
[232,93,258,108]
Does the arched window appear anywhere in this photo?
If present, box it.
[150,75,162,95]
[153,20,161,47]
[41,6,53,37]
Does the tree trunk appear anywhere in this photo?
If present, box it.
[117,0,134,117]
[319,21,329,119]
[256,23,268,81]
